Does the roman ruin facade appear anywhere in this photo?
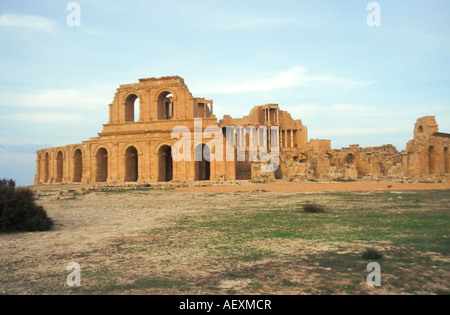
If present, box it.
[34,76,450,185]
[402,116,450,177]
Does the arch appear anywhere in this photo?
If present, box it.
[56,151,64,183]
[299,153,308,163]
[444,147,449,174]
[125,146,138,182]
[428,146,437,174]
[125,94,140,122]
[345,153,356,165]
[158,145,173,182]
[157,91,175,120]
[44,152,50,183]
[122,142,143,156]
[73,149,83,182]
[195,144,211,181]
[96,148,108,182]
[418,125,424,134]
[325,153,335,166]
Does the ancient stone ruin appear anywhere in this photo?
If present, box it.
[34,76,450,185]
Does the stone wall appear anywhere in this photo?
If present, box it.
[34,76,449,185]
[403,116,450,178]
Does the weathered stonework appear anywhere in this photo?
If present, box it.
[402,116,450,178]
[34,76,450,185]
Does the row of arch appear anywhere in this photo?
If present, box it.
[289,147,450,177]
[41,150,84,184]
[37,144,450,184]
[124,91,175,123]
[122,90,213,123]
[39,144,212,184]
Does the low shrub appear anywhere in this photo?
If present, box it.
[0,183,53,233]
[361,248,383,260]
[0,178,15,188]
[303,203,325,213]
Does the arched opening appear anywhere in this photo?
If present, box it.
[157,91,174,120]
[73,149,83,183]
[56,151,63,183]
[418,125,424,134]
[428,146,437,174]
[325,153,335,166]
[444,147,449,174]
[44,153,49,183]
[299,153,308,163]
[345,154,355,165]
[125,146,138,182]
[125,94,140,122]
[96,148,108,182]
[195,144,211,181]
[158,145,173,182]
[197,101,213,118]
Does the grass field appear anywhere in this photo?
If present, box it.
[0,188,449,295]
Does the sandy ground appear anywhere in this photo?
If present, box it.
[175,180,450,193]
[0,190,200,294]
[0,180,449,294]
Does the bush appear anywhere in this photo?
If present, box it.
[0,183,53,233]
[0,178,15,188]
[303,203,325,213]
[362,248,383,260]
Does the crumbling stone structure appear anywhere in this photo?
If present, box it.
[34,76,449,185]
[402,116,450,177]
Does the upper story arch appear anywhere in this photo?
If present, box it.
[156,89,177,120]
[124,92,142,123]
[104,77,200,128]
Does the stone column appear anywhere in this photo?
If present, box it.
[291,130,294,148]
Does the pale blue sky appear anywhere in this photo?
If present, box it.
[0,0,449,186]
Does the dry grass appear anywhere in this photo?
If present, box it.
[0,184,449,295]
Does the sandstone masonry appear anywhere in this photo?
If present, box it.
[34,76,450,185]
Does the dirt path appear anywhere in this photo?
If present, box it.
[175,180,450,193]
